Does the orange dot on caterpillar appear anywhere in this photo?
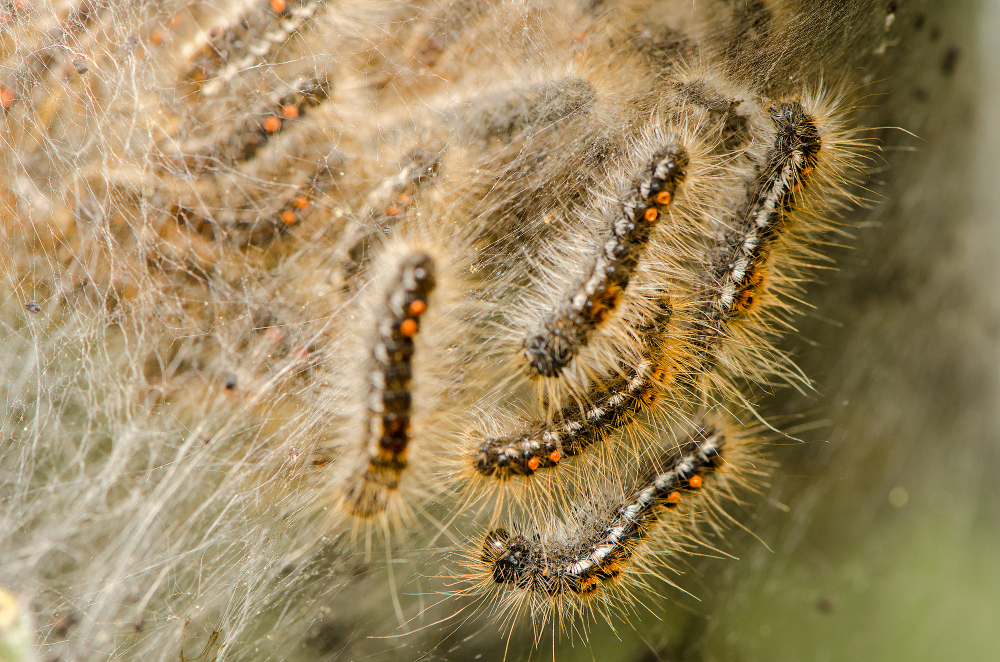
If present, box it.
[399,319,418,338]
[263,116,282,133]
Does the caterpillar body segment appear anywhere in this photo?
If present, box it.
[522,144,689,379]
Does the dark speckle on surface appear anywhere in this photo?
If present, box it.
[941,46,960,75]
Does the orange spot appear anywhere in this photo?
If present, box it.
[399,319,418,337]
[262,115,282,133]
[667,491,681,504]
[549,450,561,463]
[527,457,540,471]
[385,204,401,216]
[150,30,164,45]
[655,191,672,205]
[0,86,13,110]
[292,196,309,210]
[571,30,586,41]
[397,193,413,205]
[170,14,184,27]
[270,0,287,11]
[280,104,299,119]
[281,210,297,224]
[408,299,427,316]
[643,208,658,222]
[688,474,703,489]
[736,289,754,310]
[801,166,814,176]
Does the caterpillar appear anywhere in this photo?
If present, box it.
[158,74,332,172]
[521,144,688,379]
[473,299,674,481]
[341,252,436,519]
[184,0,328,96]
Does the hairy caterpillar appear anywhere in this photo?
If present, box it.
[340,251,436,519]
[521,144,687,378]
[472,298,674,481]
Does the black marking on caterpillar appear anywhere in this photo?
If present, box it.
[522,145,687,378]
[691,102,821,362]
[185,0,326,96]
[481,426,725,596]
[476,301,672,480]
[344,253,436,518]
[161,75,331,172]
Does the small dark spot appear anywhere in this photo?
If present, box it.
[224,372,238,390]
[304,619,347,654]
[72,57,88,74]
[913,88,929,102]
[132,618,145,633]
[816,596,836,614]
[52,612,79,636]
[929,26,941,42]
[914,13,925,30]
[25,301,41,314]
[941,47,960,75]
[886,1,897,14]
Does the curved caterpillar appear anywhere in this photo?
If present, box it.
[474,300,673,481]
[465,421,750,629]
[685,99,837,394]
[342,252,436,519]
[522,144,688,378]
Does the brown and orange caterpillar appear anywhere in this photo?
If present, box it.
[341,251,436,519]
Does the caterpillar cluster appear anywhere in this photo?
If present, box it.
[0,0,892,660]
